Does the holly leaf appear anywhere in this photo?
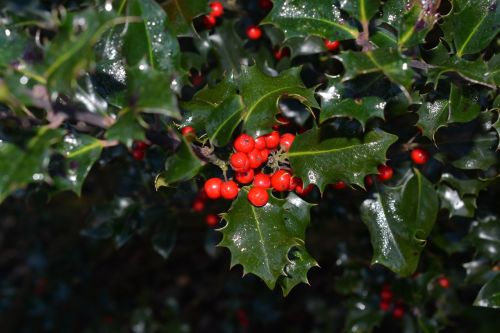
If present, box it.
[344,301,384,333]
[163,0,208,36]
[53,133,103,196]
[262,0,359,41]
[467,215,500,261]
[205,95,244,147]
[219,188,312,290]
[105,108,146,147]
[428,57,497,89]
[440,173,491,198]
[340,0,381,26]
[239,66,319,137]
[0,27,30,68]
[336,48,415,101]
[280,246,318,296]
[288,127,397,192]
[448,131,498,170]
[158,135,204,187]
[0,128,64,203]
[444,0,500,57]
[474,274,500,309]
[360,170,439,276]
[416,100,450,141]
[437,184,476,218]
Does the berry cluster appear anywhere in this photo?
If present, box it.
[378,285,405,319]
[131,140,149,161]
[202,1,224,29]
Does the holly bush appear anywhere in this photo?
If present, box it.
[1,0,499,332]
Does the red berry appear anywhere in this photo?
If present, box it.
[276,114,290,125]
[279,133,295,152]
[192,199,205,212]
[134,140,149,150]
[392,306,404,319]
[181,126,195,136]
[204,178,222,199]
[331,181,346,190]
[205,214,219,227]
[274,47,290,60]
[265,131,280,149]
[260,148,270,161]
[221,180,239,200]
[248,187,269,207]
[289,176,300,191]
[253,173,271,188]
[377,164,393,182]
[438,276,450,289]
[248,149,264,169]
[132,149,145,161]
[209,2,224,17]
[379,301,391,312]
[324,39,340,51]
[254,136,266,150]
[234,134,255,153]
[365,175,374,188]
[259,0,273,10]
[246,25,262,40]
[230,152,250,172]
[190,72,204,86]
[271,170,291,192]
[236,169,255,184]
[380,289,393,301]
[411,148,430,165]
[296,183,314,196]
[202,14,216,29]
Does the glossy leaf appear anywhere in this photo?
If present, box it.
[360,170,439,276]
[341,0,380,25]
[416,100,450,140]
[163,0,208,36]
[440,173,491,198]
[159,135,204,186]
[0,27,29,68]
[428,57,497,89]
[105,108,146,147]
[0,127,64,203]
[437,184,476,218]
[467,215,500,261]
[239,66,318,137]
[205,95,243,147]
[54,133,104,196]
[280,246,318,296]
[262,0,359,41]
[288,127,397,191]
[448,131,498,170]
[474,274,500,309]
[219,188,312,290]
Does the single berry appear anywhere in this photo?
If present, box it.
[271,170,291,192]
[392,306,405,319]
[377,164,394,182]
[205,214,219,227]
[236,169,255,184]
[253,173,271,188]
[289,176,300,191]
[331,181,346,190]
[260,148,270,161]
[204,178,222,199]
[190,72,204,86]
[209,2,224,17]
[279,133,295,151]
[192,199,205,212]
[234,133,255,153]
[324,39,340,51]
[246,25,262,40]
[265,131,280,149]
[221,180,239,200]
[248,187,269,207]
[254,136,266,150]
[258,0,273,10]
[411,148,430,165]
[181,126,195,136]
[134,140,149,150]
[248,149,264,169]
[296,183,314,196]
[379,301,391,312]
[380,289,393,301]
[438,276,450,289]
[202,14,216,29]
[365,175,374,188]
[274,47,290,61]
[230,152,250,172]
[132,149,145,161]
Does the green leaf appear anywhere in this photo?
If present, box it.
[488,54,500,87]
[336,48,415,100]
[428,56,497,89]
[449,83,481,123]
[437,184,476,218]
[288,128,397,191]
[0,27,29,68]
[344,301,384,333]
[493,109,500,150]
[239,66,318,137]
[262,0,359,41]
[341,0,380,25]
[205,95,243,147]
[54,133,103,196]
[159,135,204,186]
[440,173,491,197]
[360,170,439,276]
[219,188,312,290]
[416,100,450,141]
[445,0,500,57]
[280,246,318,296]
[123,0,181,73]
[163,0,208,36]
[318,81,386,129]
[448,131,498,170]
[467,215,500,261]
[0,127,64,203]
[474,274,500,309]
[105,108,146,147]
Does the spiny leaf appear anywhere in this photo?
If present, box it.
[440,173,492,197]
[360,170,439,276]
[341,0,381,26]
[416,100,450,141]
[428,56,497,89]
[163,0,208,36]
[467,215,500,262]
[288,127,397,191]
[437,184,477,218]
[280,246,318,296]
[474,274,500,309]
[205,95,243,147]
[262,0,359,41]
[105,108,146,147]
